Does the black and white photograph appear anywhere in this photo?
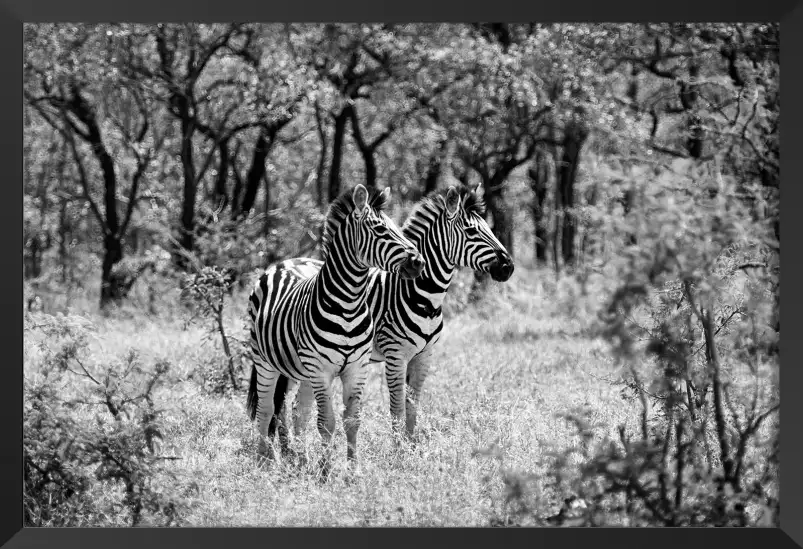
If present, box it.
[22,22,780,528]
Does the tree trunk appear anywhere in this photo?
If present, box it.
[26,139,59,279]
[423,159,441,196]
[362,149,378,190]
[314,101,328,207]
[213,137,230,212]
[528,150,550,264]
[486,181,514,255]
[470,171,513,298]
[422,139,447,198]
[263,172,272,236]
[24,235,42,280]
[681,63,704,159]
[239,128,270,217]
[349,105,387,191]
[55,86,130,302]
[552,171,562,276]
[622,184,639,246]
[581,182,599,263]
[58,198,69,283]
[100,234,124,306]
[179,110,198,263]
[230,144,244,220]
[80,96,124,307]
[328,106,351,202]
[557,118,589,268]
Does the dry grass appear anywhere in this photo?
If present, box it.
[27,266,762,526]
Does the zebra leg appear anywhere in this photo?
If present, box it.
[292,380,315,437]
[385,357,407,437]
[405,354,432,439]
[276,378,299,457]
[254,367,281,460]
[340,365,368,464]
[310,375,336,478]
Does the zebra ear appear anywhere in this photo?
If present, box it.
[380,186,391,204]
[353,184,369,215]
[445,186,461,216]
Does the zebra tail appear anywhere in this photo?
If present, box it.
[246,283,263,421]
[246,363,258,421]
[267,374,289,437]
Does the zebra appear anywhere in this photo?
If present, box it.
[272,184,514,440]
[246,184,425,472]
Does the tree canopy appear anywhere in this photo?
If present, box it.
[23,23,779,307]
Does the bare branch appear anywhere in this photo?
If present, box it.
[59,113,109,236]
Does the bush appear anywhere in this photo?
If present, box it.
[191,197,326,288]
[480,159,779,527]
[181,266,249,394]
[24,313,192,526]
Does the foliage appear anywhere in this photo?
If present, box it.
[181,265,246,393]
[23,22,779,292]
[479,158,779,527]
[24,313,191,526]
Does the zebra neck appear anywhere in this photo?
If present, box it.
[405,231,457,312]
[314,256,371,316]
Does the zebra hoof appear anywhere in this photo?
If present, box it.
[255,452,272,469]
[256,438,277,464]
[280,443,298,459]
[343,467,363,486]
[404,426,421,444]
[391,428,405,446]
[295,451,309,469]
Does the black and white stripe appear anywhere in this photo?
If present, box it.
[245,184,424,468]
[282,184,514,439]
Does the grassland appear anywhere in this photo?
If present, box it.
[24,265,775,526]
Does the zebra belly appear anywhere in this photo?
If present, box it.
[299,335,375,376]
[374,315,442,367]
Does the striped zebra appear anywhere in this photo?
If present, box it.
[246,184,425,471]
[274,184,514,439]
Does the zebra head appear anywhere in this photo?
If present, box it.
[439,184,514,282]
[347,184,425,280]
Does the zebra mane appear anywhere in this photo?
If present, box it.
[403,185,486,233]
[320,186,389,262]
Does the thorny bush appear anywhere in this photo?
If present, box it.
[24,313,193,526]
[481,159,779,527]
[181,265,247,394]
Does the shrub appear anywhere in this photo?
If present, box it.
[481,159,779,527]
[181,266,247,394]
[24,313,191,526]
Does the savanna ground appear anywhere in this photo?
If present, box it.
[24,219,780,527]
[25,265,653,526]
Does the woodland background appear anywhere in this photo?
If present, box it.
[23,23,779,527]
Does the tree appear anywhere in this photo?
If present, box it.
[292,24,430,200]
[125,24,306,264]
[426,24,552,258]
[528,147,552,264]
[24,24,164,307]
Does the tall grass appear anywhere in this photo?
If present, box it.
[25,265,643,526]
[24,209,778,527]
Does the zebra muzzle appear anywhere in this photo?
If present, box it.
[399,252,425,279]
[489,253,514,282]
